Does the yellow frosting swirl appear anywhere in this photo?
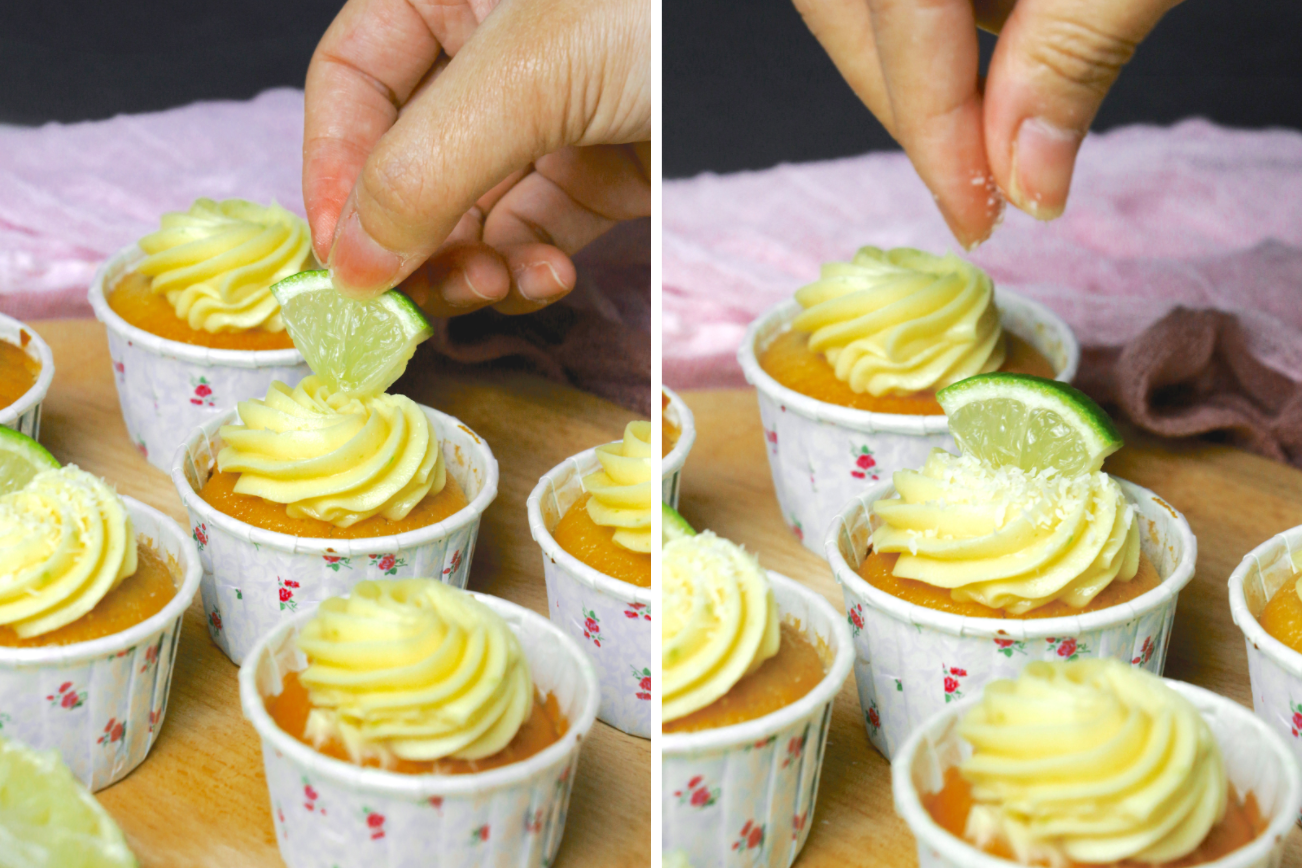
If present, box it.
[872,450,1140,614]
[217,376,444,528]
[296,579,532,764]
[791,246,1005,396]
[137,198,312,334]
[584,421,652,553]
[0,466,137,638]
[958,659,1226,867]
[662,532,779,722]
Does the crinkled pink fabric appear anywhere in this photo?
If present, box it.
[0,89,307,320]
[664,119,1302,392]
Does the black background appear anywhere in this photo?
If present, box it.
[3,2,1301,177]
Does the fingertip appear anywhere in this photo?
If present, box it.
[327,209,404,298]
[1006,117,1081,221]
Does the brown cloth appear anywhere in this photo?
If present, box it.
[1080,307,1302,467]
[419,219,650,417]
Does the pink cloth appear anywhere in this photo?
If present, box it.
[664,120,1302,393]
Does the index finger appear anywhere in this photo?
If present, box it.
[303,0,469,261]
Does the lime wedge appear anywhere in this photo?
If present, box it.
[0,426,59,496]
[0,735,139,867]
[662,503,696,546]
[936,373,1122,475]
[271,270,432,396]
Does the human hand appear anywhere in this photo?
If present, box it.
[792,0,1182,248]
[303,0,649,316]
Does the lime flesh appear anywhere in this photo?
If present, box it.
[0,736,139,868]
[936,373,1122,475]
[271,270,433,396]
[662,503,696,545]
[0,427,59,496]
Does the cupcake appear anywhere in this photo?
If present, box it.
[88,198,313,469]
[0,459,201,790]
[1227,523,1302,810]
[0,312,54,440]
[737,246,1078,552]
[826,375,1196,758]
[527,423,653,737]
[894,659,1301,868]
[239,578,599,868]
[172,376,497,664]
[661,528,853,867]
[662,387,696,508]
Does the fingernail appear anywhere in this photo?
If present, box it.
[327,209,403,298]
[513,261,568,302]
[441,268,495,307]
[1009,118,1082,221]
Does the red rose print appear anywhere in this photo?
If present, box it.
[867,706,881,729]
[851,470,865,479]
[944,677,959,693]
[640,676,651,691]
[113,362,124,373]
[850,608,864,630]
[1293,712,1302,732]
[691,788,710,806]
[856,453,876,469]
[429,796,443,809]
[748,826,763,848]
[379,555,395,571]
[209,610,222,630]
[305,785,318,801]
[949,667,967,677]
[324,555,339,563]
[1058,638,1077,657]
[58,681,71,693]
[995,638,1014,648]
[62,691,79,709]
[195,384,212,398]
[688,776,702,789]
[367,812,386,839]
[279,588,292,603]
[765,429,777,444]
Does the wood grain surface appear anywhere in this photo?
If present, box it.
[28,319,650,868]
[676,388,1302,867]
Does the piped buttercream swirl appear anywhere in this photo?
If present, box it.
[663,532,780,722]
[872,450,1139,613]
[217,376,444,528]
[791,246,1005,396]
[584,421,652,553]
[958,659,1227,867]
[137,198,312,334]
[296,579,532,764]
[0,466,137,638]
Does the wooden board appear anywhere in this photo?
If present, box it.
[28,319,650,868]
[676,388,1302,867]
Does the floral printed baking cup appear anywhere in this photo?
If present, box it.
[0,312,54,441]
[1228,523,1302,822]
[88,243,309,471]
[826,477,1196,760]
[662,387,696,508]
[0,497,201,792]
[738,289,1079,554]
[894,678,1302,868]
[662,571,853,868]
[172,406,498,666]
[527,446,652,738]
[240,590,599,868]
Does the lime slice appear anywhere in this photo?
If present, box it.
[271,270,433,396]
[936,373,1122,475]
[0,426,59,496]
[0,735,139,867]
[662,503,697,546]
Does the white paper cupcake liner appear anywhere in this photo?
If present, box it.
[662,572,854,868]
[0,497,202,791]
[239,590,599,868]
[894,678,1302,868]
[88,243,310,471]
[172,406,499,665]
[738,289,1080,554]
[1228,524,1302,825]
[662,386,696,508]
[826,477,1197,760]
[0,312,54,441]
[527,447,652,738]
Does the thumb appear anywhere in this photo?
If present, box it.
[328,0,648,298]
[983,0,1181,220]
